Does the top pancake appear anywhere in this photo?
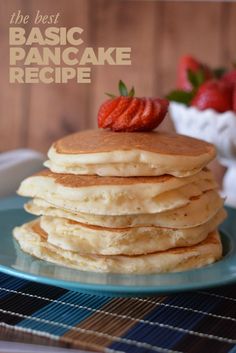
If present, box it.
[53,129,215,156]
[45,130,216,177]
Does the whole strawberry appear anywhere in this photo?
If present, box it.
[98,81,169,132]
[191,80,233,113]
[222,69,236,86]
[177,55,212,91]
[233,85,236,112]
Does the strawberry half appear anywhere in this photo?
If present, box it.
[177,55,212,91]
[98,81,169,132]
[191,80,233,113]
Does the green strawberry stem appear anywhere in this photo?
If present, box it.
[119,80,128,96]
[106,80,135,98]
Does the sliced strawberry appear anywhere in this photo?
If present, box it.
[131,99,145,130]
[97,98,120,128]
[154,98,169,123]
[191,80,233,113]
[98,96,131,129]
[112,98,140,131]
[128,98,168,132]
[98,81,169,132]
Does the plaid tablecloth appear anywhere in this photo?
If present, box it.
[0,272,236,353]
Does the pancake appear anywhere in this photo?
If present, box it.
[17,168,217,215]
[25,190,224,229]
[40,209,226,255]
[45,130,216,177]
[13,220,222,274]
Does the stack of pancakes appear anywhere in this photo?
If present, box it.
[14,130,226,274]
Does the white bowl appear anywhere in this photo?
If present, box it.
[170,102,236,163]
[170,102,236,207]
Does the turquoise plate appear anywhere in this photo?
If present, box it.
[0,207,236,297]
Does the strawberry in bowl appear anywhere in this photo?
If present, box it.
[191,80,233,113]
[168,55,236,206]
[176,55,213,92]
[98,80,169,132]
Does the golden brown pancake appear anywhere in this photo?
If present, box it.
[22,167,214,187]
[25,190,224,228]
[45,130,216,177]
[54,129,215,156]
[25,169,179,186]
[13,219,223,274]
[17,169,217,215]
[39,208,226,255]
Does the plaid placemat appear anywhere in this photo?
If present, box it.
[0,273,236,353]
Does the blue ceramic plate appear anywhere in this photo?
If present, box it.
[0,207,236,297]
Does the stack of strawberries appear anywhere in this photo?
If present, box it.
[168,55,236,113]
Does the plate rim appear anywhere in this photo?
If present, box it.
[1,255,236,295]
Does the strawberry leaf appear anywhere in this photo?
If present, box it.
[187,69,205,89]
[196,70,205,86]
[119,80,128,96]
[187,70,198,88]
[166,90,194,105]
[105,93,116,98]
[105,81,135,99]
[128,86,135,97]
